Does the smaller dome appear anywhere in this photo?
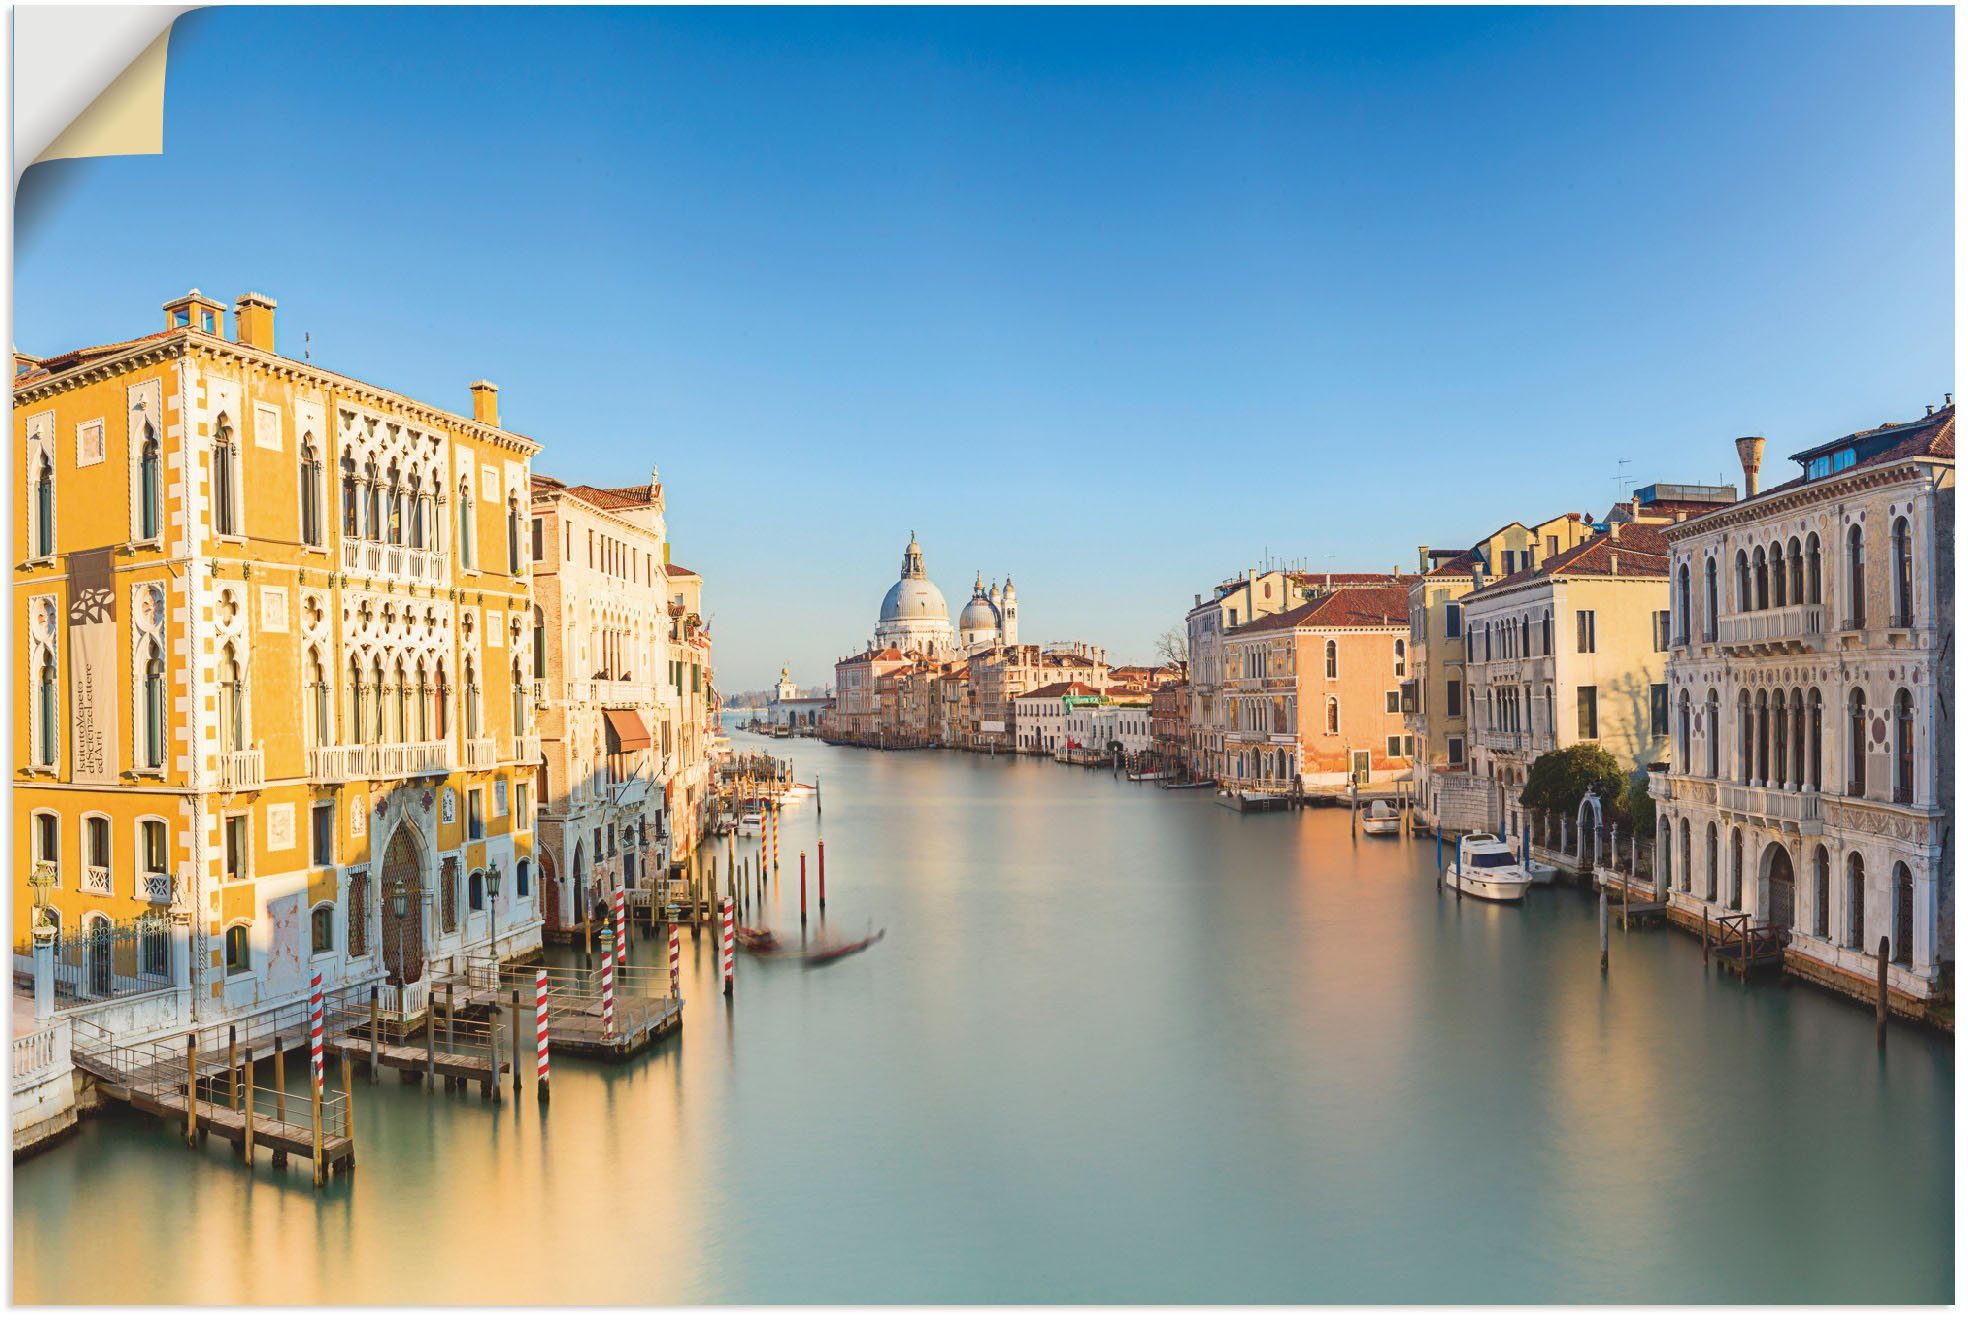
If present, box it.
[959,594,1000,632]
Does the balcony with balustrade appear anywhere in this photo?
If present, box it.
[1718,781,1824,834]
[140,871,180,909]
[510,733,541,765]
[340,535,447,586]
[1475,726,1527,752]
[463,737,498,770]
[307,740,451,783]
[216,746,264,791]
[1718,603,1825,654]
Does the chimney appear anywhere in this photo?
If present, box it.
[1609,520,1621,540]
[469,380,500,427]
[233,292,276,351]
[1417,544,1430,572]
[1610,552,1620,574]
[1734,435,1766,499]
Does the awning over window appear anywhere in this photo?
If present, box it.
[603,708,652,753]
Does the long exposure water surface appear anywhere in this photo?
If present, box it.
[12,732,1953,1303]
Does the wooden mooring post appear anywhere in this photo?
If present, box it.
[1599,891,1610,972]
[1877,936,1890,1045]
[228,1024,239,1111]
[272,1037,289,1168]
[423,1007,436,1091]
[242,1051,256,1164]
[310,1068,325,1188]
[510,988,523,1098]
[341,1054,355,1162]
[369,986,381,1079]
[485,1000,501,1102]
[184,1033,199,1145]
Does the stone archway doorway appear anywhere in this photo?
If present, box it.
[379,826,426,985]
[1761,842,1796,934]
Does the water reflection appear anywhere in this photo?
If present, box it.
[13,736,1952,1303]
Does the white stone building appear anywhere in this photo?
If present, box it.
[1654,408,1954,1008]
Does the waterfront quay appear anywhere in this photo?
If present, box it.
[14,732,1950,1304]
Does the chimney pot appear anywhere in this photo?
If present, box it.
[1609,520,1622,540]
[1734,435,1766,499]
[232,292,276,352]
[1927,404,1935,417]
[469,380,500,427]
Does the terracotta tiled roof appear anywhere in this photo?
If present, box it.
[563,483,657,510]
[663,562,699,578]
[1235,584,1411,633]
[1751,406,1955,503]
[1475,524,1670,594]
[1019,681,1101,701]
[15,328,178,385]
[1424,551,1479,579]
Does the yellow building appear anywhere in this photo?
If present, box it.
[15,289,540,1024]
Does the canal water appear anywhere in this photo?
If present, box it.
[12,733,1953,1303]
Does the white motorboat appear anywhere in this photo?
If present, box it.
[1361,799,1402,836]
[738,811,763,835]
[1442,833,1532,902]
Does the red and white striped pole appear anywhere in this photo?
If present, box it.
[308,970,325,1088]
[534,968,551,1105]
[719,897,734,997]
[600,929,616,1038]
[668,925,681,1000]
[614,888,627,965]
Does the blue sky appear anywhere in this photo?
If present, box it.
[16,6,1953,689]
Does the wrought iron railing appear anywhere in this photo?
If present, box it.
[16,917,174,1006]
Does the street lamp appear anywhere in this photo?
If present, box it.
[28,861,56,937]
[485,861,503,960]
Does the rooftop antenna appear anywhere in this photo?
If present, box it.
[1609,457,1633,502]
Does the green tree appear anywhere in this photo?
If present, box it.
[1520,743,1630,821]
[1626,770,1656,839]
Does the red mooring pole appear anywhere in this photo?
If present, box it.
[800,851,808,928]
[818,838,826,913]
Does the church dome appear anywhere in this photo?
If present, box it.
[882,576,949,623]
[879,531,950,625]
[959,594,999,632]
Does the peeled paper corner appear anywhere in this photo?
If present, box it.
[17,7,192,178]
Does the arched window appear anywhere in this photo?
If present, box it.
[516,859,532,899]
[369,658,386,745]
[364,459,381,538]
[139,431,161,541]
[1676,690,1691,772]
[458,482,475,570]
[347,656,367,744]
[1679,820,1691,894]
[142,642,166,768]
[1790,687,1807,788]
[1393,638,1406,677]
[468,869,486,911]
[32,451,55,557]
[1752,547,1768,610]
[1893,688,1914,804]
[310,903,336,955]
[224,923,251,975]
[511,659,526,740]
[1807,688,1823,791]
[341,453,359,537]
[385,461,403,545]
[1324,640,1337,680]
[408,471,426,548]
[1848,689,1867,795]
[1704,822,1718,900]
[392,660,410,743]
[1729,827,1743,909]
[1846,524,1866,627]
[532,606,546,680]
[1659,818,1674,889]
[306,650,330,747]
[1891,516,1913,626]
[1705,689,1720,778]
[1846,853,1866,948]
[1812,847,1830,938]
[1675,564,1691,642]
[1325,697,1339,735]
[1702,557,1718,639]
[1769,541,1787,608]
[412,660,430,742]
[464,659,482,740]
[1891,862,1914,966]
[1736,691,1752,783]
[1805,531,1822,604]
[1786,538,1803,610]
[433,663,450,741]
[507,497,523,574]
[1735,550,1750,612]
[1753,690,1769,784]
[31,655,57,767]
[212,417,238,536]
[299,440,323,546]
[217,645,245,754]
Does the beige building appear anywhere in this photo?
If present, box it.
[661,561,717,862]
[1220,585,1414,792]
[528,471,674,933]
[1461,523,1674,840]
[1654,409,1954,1009]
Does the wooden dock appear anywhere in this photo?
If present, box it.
[550,994,684,1058]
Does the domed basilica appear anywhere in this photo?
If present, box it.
[874,532,1017,657]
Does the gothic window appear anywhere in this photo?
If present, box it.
[1658,818,1674,889]
[464,659,482,740]
[413,660,431,742]
[392,660,411,743]
[142,642,166,768]
[1786,538,1803,608]
[1846,524,1866,626]
[1812,847,1830,938]
[1805,532,1822,604]
[32,450,55,557]
[342,453,359,538]
[1702,557,1717,638]
[1769,541,1787,608]
[511,659,526,738]
[1325,697,1339,735]
[507,497,523,575]
[1676,690,1691,771]
[1893,688,1914,805]
[213,416,239,536]
[458,481,475,570]
[217,645,245,754]
[139,429,162,541]
[1848,689,1867,795]
[1729,827,1743,909]
[1846,853,1865,949]
[347,655,367,744]
[348,870,371,957]
[1734,550,1750,612]
[408,471,426,548]
[1704,823,1718,900]
[1679,820,1691,895]
[1705,689,1720,778]
[299,439,323,546]
[364,459,381,538]
[433,663,451,741]
[1752,547,1768,610]
[1324,640,1337,680]
[1806,688,1822,790]
[1891,516,1913,626]
[385,462,404,545]
[1675,564,1691,642]
[306,649,330,747]
[468,869,485,912]
[370,659,386,745]
[1892,862,1914,966]
[311,904,336,955]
